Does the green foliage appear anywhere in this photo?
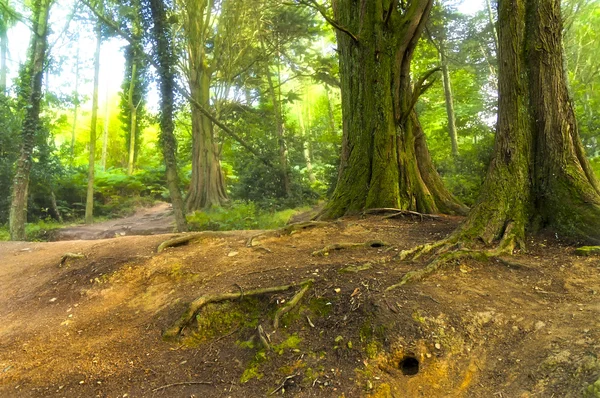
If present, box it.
[187,201,311,231]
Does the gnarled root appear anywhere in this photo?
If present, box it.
[363,208,442,221]
[312,240,388,256]
[157,231,253,253]
[246,221,332,247]
[163,279,314,340]
[388,223,520,291]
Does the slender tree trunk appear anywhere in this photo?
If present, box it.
[50,191,63,223]
[439,39,459,157]
[85,22,102,225]
[9,0,52,241]
[264,52,291,197]
[70,45,80,165]
[298,103,316,184]
[126,61,138,175]
[0,27,7,94]
[147,0,187,232]
[101,86,109,170]
[456,0,600,246]
[321,0,466,219]
[486,0,499,52]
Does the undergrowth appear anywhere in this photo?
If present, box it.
[187,201,312,231]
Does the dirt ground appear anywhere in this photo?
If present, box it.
[0,212,599,398]
[50,202,176,241]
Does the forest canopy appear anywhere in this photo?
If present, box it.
[0,0,599,244]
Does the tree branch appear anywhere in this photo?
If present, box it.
[294,0,359,43]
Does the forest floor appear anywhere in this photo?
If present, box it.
[0,211,599,398]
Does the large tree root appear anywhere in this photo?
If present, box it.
[363,208,442,221]
[163,279,314,340]
[388,223,519,291]
[311,240,388,256]
[157,231,257,253]
[246,221,331,247]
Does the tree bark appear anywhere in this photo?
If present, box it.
[147,0,187,232]
[456,0,600,246]
[9,0,52,241]
[85,21,102,225]
[321,0,466,219]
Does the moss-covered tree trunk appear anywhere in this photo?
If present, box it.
[9,0,51,241]
[147,0,187,232]
[321,0,466,219]
[457,0,600,246]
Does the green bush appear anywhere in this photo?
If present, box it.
[187,201,311,231]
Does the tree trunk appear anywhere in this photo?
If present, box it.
[321,0,466,219]
[101,85,109,171]
[70,45,80,165]
[298,103,316,184]
[182,0,228,211]
[147,0,187,232]
[0,26,7,94]
[186,68,228,211]
[9,0,52,241]
[265,52,291,197]
[439,39,459,157]
[457,0,600,246]
[126,60,138,176]
[85,21,102,225]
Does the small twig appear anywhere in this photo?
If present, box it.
[152,381,213,392]
[269,374,300,395]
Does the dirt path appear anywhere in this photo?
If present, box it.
[0,216,599,397]
[51,202,175,241]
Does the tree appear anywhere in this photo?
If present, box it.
[444,0,600,249]
[85,20,102,224]
[0,0,18,94]
[313,0,466,218]
[9,0,53,240]
[145,0,187,231]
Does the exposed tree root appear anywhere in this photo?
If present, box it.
[157,231,253,253]
[311,240,388,256]
[163,279,314,340]
[363,208,442,221]
[246,221,331,247]
[388,223,519,291]
[273,280,313,329]
[59,252,86,267]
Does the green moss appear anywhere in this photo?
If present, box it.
[574,246,600,256]
[184,297,266,347]
[273,333,302,355]
[584,377,600,398]
[240,351,267,383]
[308,297,333,317]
